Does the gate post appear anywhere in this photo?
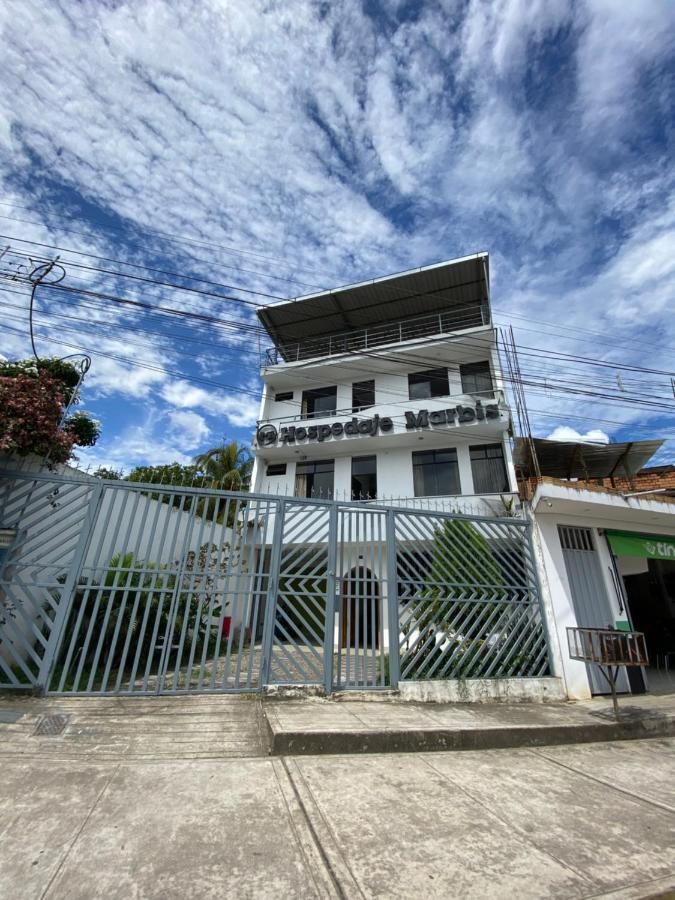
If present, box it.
[38,480,105,692]
[323,504,338,694]
[259,499,285,688]
[385,509,400,689]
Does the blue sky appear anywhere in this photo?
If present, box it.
[0,0,673,471]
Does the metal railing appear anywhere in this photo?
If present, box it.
[263,302,491,365]
[257,389,504,427]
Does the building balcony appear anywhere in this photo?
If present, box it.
[254,390,508,457]
[262,302,490,367]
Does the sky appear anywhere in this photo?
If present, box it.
[0,0,673,473]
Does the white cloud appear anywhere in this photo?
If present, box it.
[167,409,210,449]
[546,427,610,445]
[161,380,260,428]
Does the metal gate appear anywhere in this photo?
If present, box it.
[0,469,550,696]
[558,525,629,695]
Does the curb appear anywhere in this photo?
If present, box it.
[268,716,675,756]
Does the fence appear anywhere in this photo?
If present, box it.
[0,469,550,696]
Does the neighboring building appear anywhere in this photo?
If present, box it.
[516,440,675,699]
[600,464,675,496]
[252,252,518,516]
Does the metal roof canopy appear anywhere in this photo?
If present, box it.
[257,252,490,345]
[514,437,664,480]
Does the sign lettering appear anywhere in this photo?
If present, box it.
[256,402,502,448]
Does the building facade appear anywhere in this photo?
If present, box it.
[251,253,518,516]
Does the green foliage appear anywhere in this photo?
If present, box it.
[125,463,200,486]
[92,466,124,480]
[0,357,82,405]
[0,357,100,462]
[193,440,253,491]
[65,410,101,446]
[407,518,509,680]
[54,545,236,688]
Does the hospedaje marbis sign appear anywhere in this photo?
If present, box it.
[256,400,502,447]
[606,530,675,560]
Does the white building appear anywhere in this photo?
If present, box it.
[518,439,675,700]
[252,252,518,515]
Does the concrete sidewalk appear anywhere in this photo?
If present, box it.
[265,692,675,756]
[1,736,674,898]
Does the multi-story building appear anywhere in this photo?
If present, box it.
[252,252,518,516]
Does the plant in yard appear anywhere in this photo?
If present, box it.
[408,517,509,680]
[193,440,253,491]
[0,357,100,464]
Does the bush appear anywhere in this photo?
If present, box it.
[0,358,101,463]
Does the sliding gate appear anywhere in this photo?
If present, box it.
[0,470,550,695]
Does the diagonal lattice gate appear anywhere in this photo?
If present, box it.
[0,469,550,695]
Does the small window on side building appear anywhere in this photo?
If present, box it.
[266,463,287,476]
[469,444,509,493]
[301,386,337,419]
[412,448,460,497]
[274,391,293,402]
[460,361,493,395]
[352,380,375,412]
[351,456,377,499]
[408,368,449,401]
[295,460,335,498]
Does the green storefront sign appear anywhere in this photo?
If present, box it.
[606,530,675,560]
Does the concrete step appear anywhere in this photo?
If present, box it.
[264,694,675,756]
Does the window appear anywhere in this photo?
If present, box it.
[470,444,509,493]
[408,367,449,401]
[460,361,493,395]
[295,460,334,498]
[352,380,375,412]
[351,456,377,499]
[274,391,293,402]
[266,463,287,476]
[301,386,337,419]
[412,448,460,497]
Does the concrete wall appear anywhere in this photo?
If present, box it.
[531,499,675,700]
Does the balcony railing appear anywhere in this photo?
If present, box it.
[257,389,505,428]
[263,302,490,366]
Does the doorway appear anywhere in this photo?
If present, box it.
[558,526,630,695]
[621,558,675,694]
[341,566,380,650]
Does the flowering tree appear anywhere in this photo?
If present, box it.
[0,358,101,464]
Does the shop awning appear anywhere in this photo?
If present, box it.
[606,530,675,560]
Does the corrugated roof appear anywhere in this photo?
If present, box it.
[514,437,664,480]
[258,252,490,345]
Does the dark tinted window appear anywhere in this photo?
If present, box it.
[352,380,375,412]
[412,448,460,497]
[351,455,377,499]
[408,367,449,401]
[460,361,493,395]
[266,463,287,476]
[301,386,337,418]
[295,460,334,498]
[470,444,509,493]
[274,391,293,402]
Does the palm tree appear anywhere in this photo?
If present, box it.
[194,440,253,491]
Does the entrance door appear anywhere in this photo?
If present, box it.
[341,567,380,650]
[559,526,629,695]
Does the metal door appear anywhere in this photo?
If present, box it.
[264,502,335,687]
[559,526,629,694]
